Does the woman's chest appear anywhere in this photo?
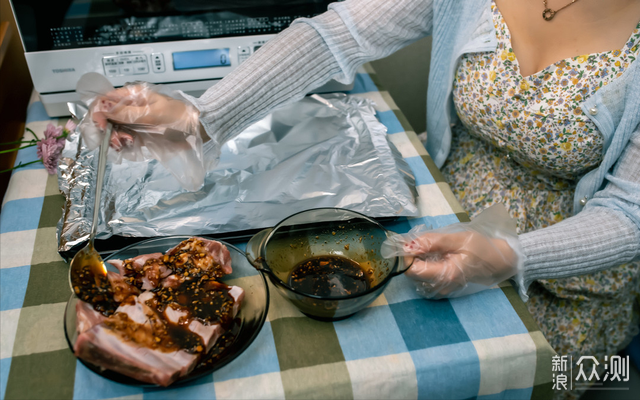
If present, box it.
[493,0,640,78]
[452,2,640,180]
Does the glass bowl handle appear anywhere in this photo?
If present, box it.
[245,228,273,272]
[392,255,415,276]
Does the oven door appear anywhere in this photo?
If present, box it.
[9,0,349,116]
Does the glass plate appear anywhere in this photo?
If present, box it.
[63,236,270,386]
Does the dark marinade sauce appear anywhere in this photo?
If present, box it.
[152,277,235,327]
[196,318,242,369]
[102,277,236,355]
[71,263,119,316]
[288,255,373,297]
[104,311,204,354]
[121,257,164,289]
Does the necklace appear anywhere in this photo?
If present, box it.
[542,0,579,21]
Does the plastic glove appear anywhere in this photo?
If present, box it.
[75,72,215,191]
[90,85,206,149]
[381,203,523,299]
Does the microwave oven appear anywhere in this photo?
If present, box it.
[9,0,348,117]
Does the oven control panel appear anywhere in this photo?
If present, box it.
[102,54,150,77]
[100,39,267,78]
[26,34,275,97]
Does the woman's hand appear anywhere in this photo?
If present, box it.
[379,204,521,299]
[90,84,207,150]
[402,230,519,299]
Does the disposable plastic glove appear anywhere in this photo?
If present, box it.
[75,72,213,191]
[381,203,523,299]
[90,84,206,149]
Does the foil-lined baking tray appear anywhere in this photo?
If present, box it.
[57,94,418,260]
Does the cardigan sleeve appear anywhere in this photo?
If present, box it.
[516,129,640,300]
[180,0,433,143]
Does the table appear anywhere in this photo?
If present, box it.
[0,65,555,400]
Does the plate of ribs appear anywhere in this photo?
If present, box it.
[64,236,269,387]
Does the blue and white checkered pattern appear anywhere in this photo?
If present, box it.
[0,66,554,400]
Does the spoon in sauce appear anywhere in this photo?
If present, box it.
[68,123,113,302]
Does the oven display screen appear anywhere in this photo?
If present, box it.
[173,49,230,70]
[11,0,341,52]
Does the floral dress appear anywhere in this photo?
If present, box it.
[443,2,640,398]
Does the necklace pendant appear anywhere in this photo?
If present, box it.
[542,8,556,20]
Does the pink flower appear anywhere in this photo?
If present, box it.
[2,119,76,175]
[63,119,77,135]
[36,136,64,174]
[43,123,63,140]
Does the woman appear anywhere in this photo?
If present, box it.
[96,1,640,397]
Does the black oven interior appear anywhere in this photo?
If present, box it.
[11,0,339,52]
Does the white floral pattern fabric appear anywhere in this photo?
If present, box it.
[443,2,640,398]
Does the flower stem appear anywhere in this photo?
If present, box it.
[0,143,37,154]
[25,127,39,141]
[0,159,42,174]
[0,140,38,146]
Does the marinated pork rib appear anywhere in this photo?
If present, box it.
[108,253,172,290]
[73,238,243,386]
[107,271,141,302]
[74,293,199,386]
[76,300,106,335]
[166,237,233,278]
[162,283,245,353]
[75,283,244,386]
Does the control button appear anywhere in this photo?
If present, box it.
[105,67,119,76]
[237,46,251,64]
[134,63,149,74]
[103,56,120,76]
[151,53,165,73]
[120,66,133,75]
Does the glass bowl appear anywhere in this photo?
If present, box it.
[63,236,269,387]
[246,208,408,321]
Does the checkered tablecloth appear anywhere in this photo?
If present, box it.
[0,65,555,400]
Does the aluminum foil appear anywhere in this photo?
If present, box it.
[57,93,418,256]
